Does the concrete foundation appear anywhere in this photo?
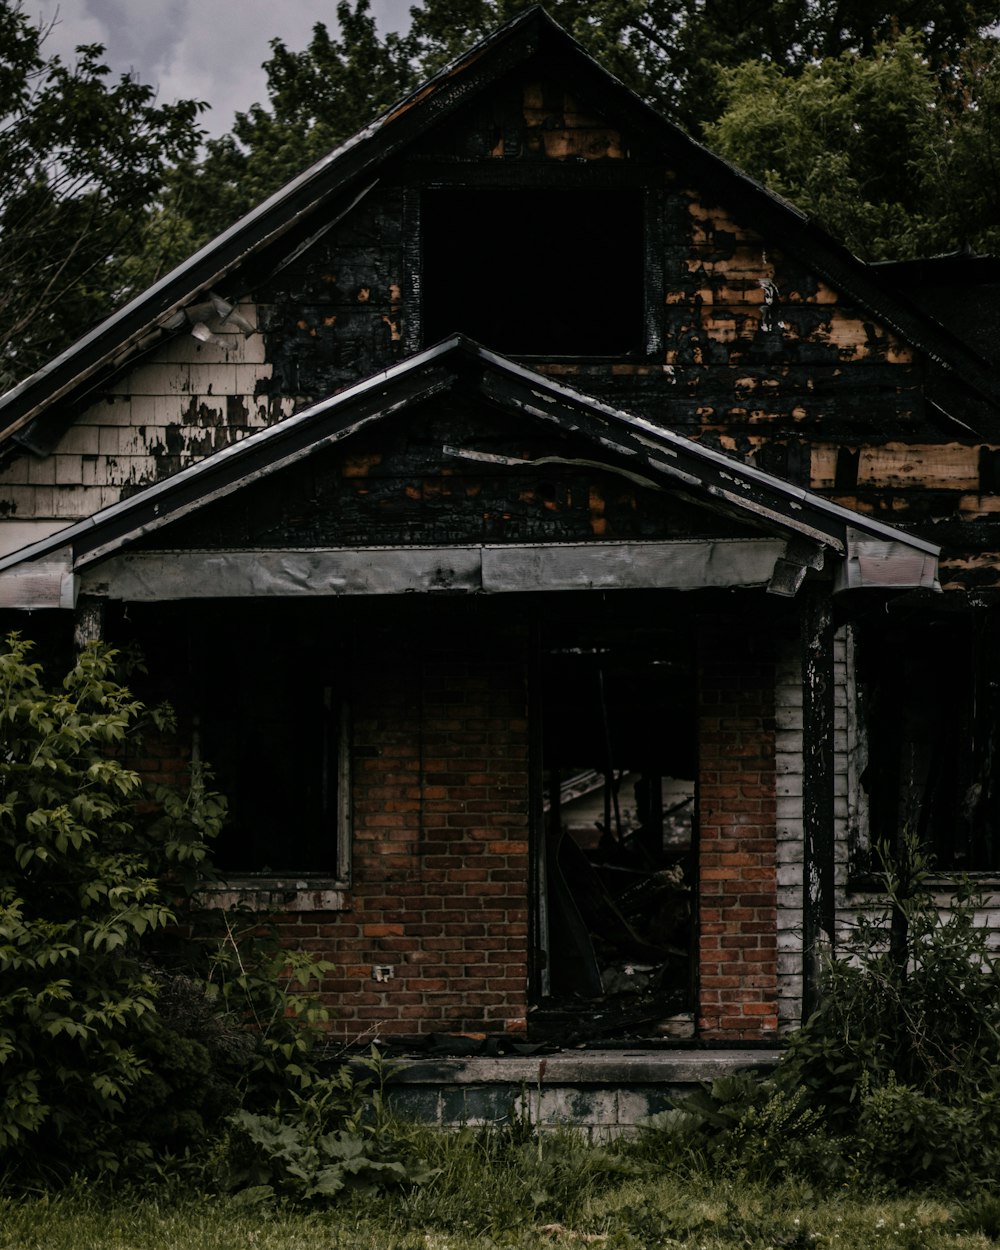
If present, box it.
[384,1048,781,1140]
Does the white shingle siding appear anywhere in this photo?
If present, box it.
[0,305,294,542]
[775,635,804,1032]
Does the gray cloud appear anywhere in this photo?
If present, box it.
[34,0,413,136]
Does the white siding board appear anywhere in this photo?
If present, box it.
[54,456,82,486]
[26,458,56,486]
[0,305,290,526]
[775,633,804,1033]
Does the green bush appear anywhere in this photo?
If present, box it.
[219,1050,437,1204]
[637,834,1000,1196]
[638,1074,846,1187]
[854,1075,990,1193]
[781,835,1000,1121]
[0,635,356,1187]
[775,833,1000,1191]
[0,636,227,1175]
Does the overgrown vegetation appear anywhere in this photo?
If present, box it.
[2,1170,1000,1249]
[0,636,345,1185]
[640,833,1000,1197]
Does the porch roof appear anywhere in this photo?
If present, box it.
[0,338,940,606]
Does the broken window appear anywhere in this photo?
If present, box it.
[420,188,645,356]
[198,675,349,879]
[857,608,1000,874]
[534,623,696,1039]
[175,605,351,882]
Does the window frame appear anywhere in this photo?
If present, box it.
[194,697,353,908]
[847,610,1000,887]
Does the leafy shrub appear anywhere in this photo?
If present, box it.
[854,1075,989,1193]
[0,637,224,1175]
[219,1049,437,1203]
[639,1074,843,1185]
[196,912,334,1105]
[773,833,1000,1191]
[0,636,336,1184]
[780,834,1000,1129]
[637,835,1000,1196]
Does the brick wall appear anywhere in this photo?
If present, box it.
[697,621,779,1042]
[276,624,531,1042]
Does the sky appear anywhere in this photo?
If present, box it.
[33,0,414,137]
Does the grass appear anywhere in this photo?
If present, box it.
[3,1148,1000,1250]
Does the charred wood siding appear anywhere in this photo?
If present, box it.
[136,402,760,552]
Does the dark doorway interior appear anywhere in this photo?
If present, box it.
[533,618,697,1041]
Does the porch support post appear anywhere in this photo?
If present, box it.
[73,594,105,652]
[800,585,836,1021]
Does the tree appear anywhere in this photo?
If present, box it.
[146,0,1000,278]
[0,2,205,390]
[151,0,416,268]
[704,33,1000,260]
[405,0,1000,133]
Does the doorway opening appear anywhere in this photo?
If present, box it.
[533,619,697,1042]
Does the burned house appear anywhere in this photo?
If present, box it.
[0,9,997,1052]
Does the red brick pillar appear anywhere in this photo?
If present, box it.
[334,624,530,1040]
[697,622,778,1041]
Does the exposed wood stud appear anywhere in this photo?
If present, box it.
[73,595,105,650]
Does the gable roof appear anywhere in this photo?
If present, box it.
[0,7,999,454]
[0,336,939,601]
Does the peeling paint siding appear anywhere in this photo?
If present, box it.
[775,626,852,1031]
[833,629,850,893]
[832,628,868,951]
[941,552,1000,589]
[522,82,625,159]
[649,196,925,451]
[774,635,804,1032]
[857,444,982,490]
[0,305,296,525]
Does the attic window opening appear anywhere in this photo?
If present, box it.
[420,188,644,356]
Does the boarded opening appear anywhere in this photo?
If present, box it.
[421,188,644,356]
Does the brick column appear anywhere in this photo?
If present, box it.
[697,622,778,1042]
[330,623,530,1040]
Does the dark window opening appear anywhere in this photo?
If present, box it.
[858,610,1000,874]
[421,188,644,356]
[192,626,348,879]
[534,629,696,1040]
